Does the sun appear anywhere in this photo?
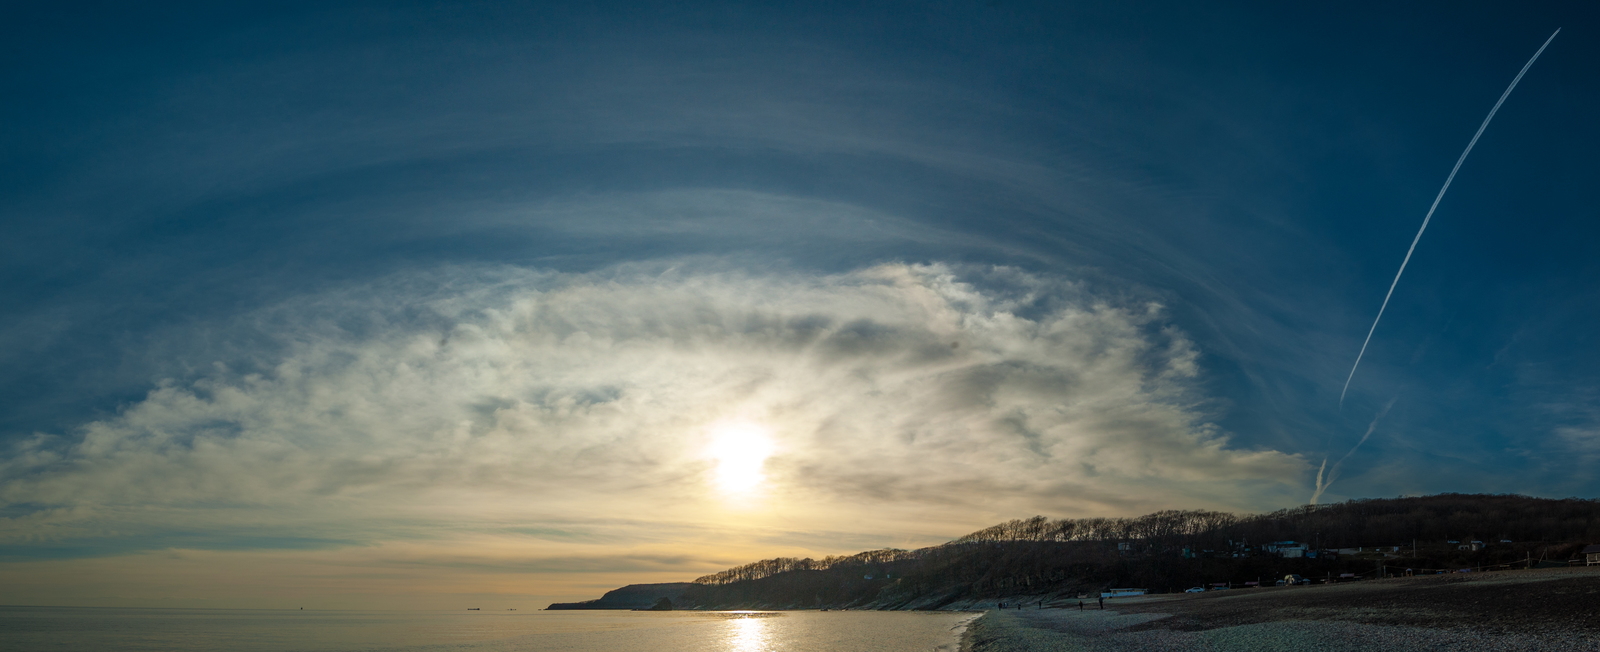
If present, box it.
[706,422,776,495]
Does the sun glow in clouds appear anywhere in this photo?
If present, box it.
[706,422,776,496]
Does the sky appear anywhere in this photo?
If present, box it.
[2,0,1597,609]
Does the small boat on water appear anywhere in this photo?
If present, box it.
[467,608,480,610]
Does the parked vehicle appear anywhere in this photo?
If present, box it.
[1184,587,1206,593]
[1283,574,1310,585]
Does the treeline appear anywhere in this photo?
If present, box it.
[1225,494,1600,547]
[950,494,1600,549]
[693,548,920,585]
[952,510,1240,547]
[691,511,1241,586]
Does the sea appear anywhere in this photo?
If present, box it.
[0,606,974,652]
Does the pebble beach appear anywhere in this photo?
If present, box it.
[960,567,1600,651]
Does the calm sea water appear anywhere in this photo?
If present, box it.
[0,607,974,652]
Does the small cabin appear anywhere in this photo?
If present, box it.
[1582,545,1600,566]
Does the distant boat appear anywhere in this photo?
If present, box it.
[468,608,480,610]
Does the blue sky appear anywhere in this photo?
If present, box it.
[2,1,1597,607]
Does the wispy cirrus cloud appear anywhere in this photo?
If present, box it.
[0,262,1306,565]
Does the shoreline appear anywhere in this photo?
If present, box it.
[945,612,983,652]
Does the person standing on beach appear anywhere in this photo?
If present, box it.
[1098,596,1104,609]
[1078,601,1083,611]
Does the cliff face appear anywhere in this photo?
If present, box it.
[546,582,698,610]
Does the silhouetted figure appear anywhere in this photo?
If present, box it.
[1098,597,1104,609]
[1078,601,1084,611]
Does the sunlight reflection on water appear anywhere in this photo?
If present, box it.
[729,613,769,652]
[0,607,971,652]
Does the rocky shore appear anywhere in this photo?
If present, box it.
[961,567,1600,651]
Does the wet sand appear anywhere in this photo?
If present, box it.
[961,567,1600,651]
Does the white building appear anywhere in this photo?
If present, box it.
[1263,541,1308,558]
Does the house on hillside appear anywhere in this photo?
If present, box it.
[1583,545,1600,566]
[1263,541,1308,558]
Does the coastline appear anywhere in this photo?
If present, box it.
[945,612,982,652]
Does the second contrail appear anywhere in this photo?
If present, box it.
[1340,29,1560,407]
[1311,396,1399,504]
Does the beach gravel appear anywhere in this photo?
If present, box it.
[961,567,1600,651]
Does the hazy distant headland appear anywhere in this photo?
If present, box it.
[549,494,1600,611]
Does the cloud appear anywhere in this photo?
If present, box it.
[1556,427,1600,457]
[0,262,1307,560]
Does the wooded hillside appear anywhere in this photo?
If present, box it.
[669,494,1600,610]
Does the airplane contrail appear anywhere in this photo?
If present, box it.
[1311,397,1399,504]
[1339,29,1560,407]
[1311,458,1329,505]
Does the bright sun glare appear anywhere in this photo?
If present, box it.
[707,422,775,495]
[728,614,768,652]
